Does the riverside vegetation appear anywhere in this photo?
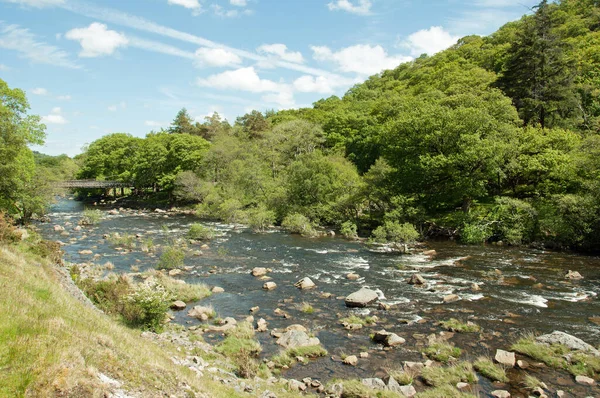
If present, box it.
[2,0,600,397]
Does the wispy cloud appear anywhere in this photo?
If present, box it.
[0,21,80,68]
[327,0,372,15]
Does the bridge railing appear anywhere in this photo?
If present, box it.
[55,180,132,189]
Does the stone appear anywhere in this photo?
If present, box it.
[108,209,119,215]
[286,324,308,332]
[276,330,320,348]
[372,330,405,347]
[516,359,529,369]
[495,349,516,367]
[344,355,358,366]
[382,376,402,393]
[403,361,424,372]
[73,226,82,232]
[575,375,595,385]
[536,331,600,356]
[211,286,224,293]
[408,273,426,285]
[361,378,385,389]
[471,283,481,291]
[565,270,583,280]
[53,225,64,232]
[294,277,316,290]
[252,267,268,277]
[256,318,268,332]
[399,385,417,398]
[187,306,214,319]
[171,300,186,310]
[79,250,93,255]
[263,282,277,290]
[169,269,182,276]
[250,306,260,313]
[206,317,237,332]
[456,382,469,391]
[443,294,460,303]
[360,352,369,358]
[346,273,360,280]
[378,302,391,310]
[326,383,343,397]
[556,390,565,398]
[491,390,510,398]
[345,287,379,307]
[287,379,306,392]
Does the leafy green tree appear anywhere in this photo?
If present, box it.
[77,133,141,182]
[169,108,194,135]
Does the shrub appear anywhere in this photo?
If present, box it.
[78,275,133,316]
[107,233,136,249]
[156,246,185,270]
[0,212,19,244]
[80,209,102,226]
[369,221,419,244]
[187,224,214,240]
[124,281,172,332]
[246,205,276,232]
[27,240,64,265]
[459,221,492,244]
[281,213,317,237]
[217,199,246,223]
[340,221,358,239]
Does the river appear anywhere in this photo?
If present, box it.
[38,198,600,396]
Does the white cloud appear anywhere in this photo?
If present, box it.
[257,43,304,64]
[4,0,64,8]
[327,0,372,15]
[145,120,164,127]
[0,22,79,68]
[195,47,242,67]
[400,26,459,57]
[230,0,247,6]
[262,90,295,109]
[293,74,358,94]
[108,101,127,112]
[211,4,245,18]
[65,22,128,58]
[312,44,410,75]
[167,0,203,15]
[31,87,48,95]
[197,67,282,93]
[57,94,71,100]
[41,107,68,124]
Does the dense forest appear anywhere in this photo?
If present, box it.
[3,0,600,251]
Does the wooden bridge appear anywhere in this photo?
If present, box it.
[55,180,131,189]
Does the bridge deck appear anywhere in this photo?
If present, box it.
[56,180,131,189]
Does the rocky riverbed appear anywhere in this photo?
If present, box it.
[35,198,600,397]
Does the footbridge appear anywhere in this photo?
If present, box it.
[55,180,131,189]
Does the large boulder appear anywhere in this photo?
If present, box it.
[494,349,516,367]
[276,329,320,348]
[372,330,405,347]
[408,273,426,285]
[345,287,379,308]
[171,300,187,310]
[294,277,316,290]
[263,281,277,290]
[252,267,268,277]
[536,331,600,356]
[565,270,583,280]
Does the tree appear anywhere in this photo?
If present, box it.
[235,110,270,138]
[498,0,579,129]
[0,79,46,220]
[169,108,194,135]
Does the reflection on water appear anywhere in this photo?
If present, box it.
[39,199,600,385]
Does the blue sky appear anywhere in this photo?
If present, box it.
[0,0,539,156]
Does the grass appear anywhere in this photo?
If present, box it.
[340,315,377,327]
[216,322,261,378]
[511,335,600,378]
[523,374,543,390]
[80,208,103,225]
[107,233,136,249]
[300,302,314,314]
[0,244,271,398]
[143,270,211,302]
[417,384,478,398]
[474,357,508,382]
[271,345,328,368]
[421,361,477,387]
[422,341,462,363]
[326,379,404,398]
[440,318,481,333]
[387,368,416,385]
[156,245,185,270]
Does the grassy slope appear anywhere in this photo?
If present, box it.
[0,244,296,398]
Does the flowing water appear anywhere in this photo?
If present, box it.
[38,199,600,396]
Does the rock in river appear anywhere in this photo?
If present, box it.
[536,331,600,356]
[345,287,379,307]
[372,330,405,347]
[565,270,583,280]
[252,267,268,277]
[294,277,316,290]
[494,349,516,367]
[263,282,277,290]
[276,329,320,348]
[408,273,426,285]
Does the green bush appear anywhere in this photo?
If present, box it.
[187,224,214,240]
[369,221,419,244]
[247,205,276,232]
[107,233,136,249]
[27,240,64,265]
[217,199,246,223]
[124,281,172,332]
[80,209,103,225]
[340,221,358,239]
[157,246,185,270]
[459,222,491,244]
[0,212,20,244]
[281,213,317,237]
